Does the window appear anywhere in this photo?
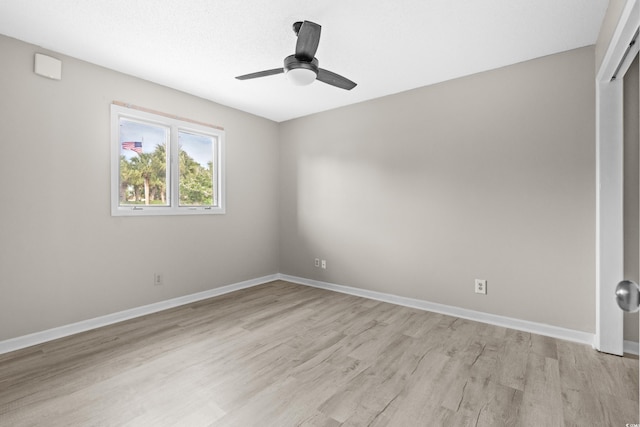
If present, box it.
[111,103,225,216]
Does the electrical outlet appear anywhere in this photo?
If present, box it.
[321,259,327,269]
[475,279,487,294]
[315,258,320,268]
[154,273,163,286]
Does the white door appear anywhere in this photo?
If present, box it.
[596,0,639,356]
[611,17,640,420]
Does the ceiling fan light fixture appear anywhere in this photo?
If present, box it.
[284,55,318,86]
[286,67,317,86]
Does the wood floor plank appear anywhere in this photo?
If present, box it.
[517,354,564,427]
[0,280,637,426]
[490,329,531,392]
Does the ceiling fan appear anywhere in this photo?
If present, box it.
[235,20,357,90]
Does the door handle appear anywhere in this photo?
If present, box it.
[615,280,640,313]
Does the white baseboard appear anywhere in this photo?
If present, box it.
[3,273,638,356]
[0,274,279,355]
[278,274,605,350]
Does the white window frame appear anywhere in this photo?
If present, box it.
[110,104,225,216]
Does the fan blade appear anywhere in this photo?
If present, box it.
[317,68,357,90]
[295,21,321,61]
[235,68,283,80]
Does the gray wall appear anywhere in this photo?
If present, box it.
[279,47,596,333]
[0,35,280,341]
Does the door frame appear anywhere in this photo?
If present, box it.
[596,0,639,355]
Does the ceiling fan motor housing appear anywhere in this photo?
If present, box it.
[284,55,318,75]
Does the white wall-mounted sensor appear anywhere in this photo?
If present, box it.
[34,53,62,80]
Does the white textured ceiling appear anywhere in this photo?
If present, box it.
[0,0,608,122]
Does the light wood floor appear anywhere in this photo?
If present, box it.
[0,280,638,426]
